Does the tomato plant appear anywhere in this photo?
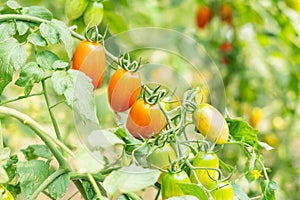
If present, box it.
[72,40,106,89]
[193,103,229,144]
[126,98,167,138]
[195,5,212,29]
[161,170,191,199]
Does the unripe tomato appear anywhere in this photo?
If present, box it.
[190,152,219,189]
[108,68,141,112]
[249,107,262,128]
[211,182,234,200]
[0,186,14,200]
[146,143,177,170]
[220,4,232,25]
[83,1,104,26]
[72,40,106,89]
[65,0,89,20]
[126,99,167,138]
[161,171,191,199]
[193,103,229,144]
[195,6,212,29]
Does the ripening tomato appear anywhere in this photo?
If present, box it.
[108,68,141,112]
[83,1,104,26]
[190,152,219,189]
[146,143,177,170]
[193,103,229,144]
[211,182,234,200]
[161,171,191,199]
[0,186,14,200]
[126,99,167,138]
[220,4,233,25]
[196,5,212,29]
[72,40,106,89]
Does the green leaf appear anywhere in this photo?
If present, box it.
[52,60,69,70]
[177,183,208,200]
[166,196,198,200]
[0,38,19,95]
[0,22,16,42]
[27,33,47,46]
[36,50,59,70]
[16,21,29,36]
[0,166,9,184]
[260,180,278,200]
[48,173,69,199]
[21,144,53,161]
[232,183,250,200]
[75,145,104,173]
[9,45,26,71]
[6,0,22,10]
[103,164,160,194]
[40,23,59,45]
[226,117,258,147]
[51,70,98,123]
[17,160,49,199]
[15,62,44,96]
[21,6,53,20]
[51,19,74,60]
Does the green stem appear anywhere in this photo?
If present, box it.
[29,169,69,200]
[42,80,63,143]
[0,106,70,169]
[0,121,3,148]
[73,180,88,200]
[0,92,44,106]
[87,173,104,200]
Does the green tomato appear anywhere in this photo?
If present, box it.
[146,143,177,170]
[193,103,229,144]
[65,0,89,20]
[161,171,191,200]
[0,186,14,200]
[83,1,104,26]
[190,152,219,190]
[211,182,234,200]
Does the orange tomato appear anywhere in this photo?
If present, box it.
[108,68,141,112]
[72,40,106,89]
[126,99,167,138]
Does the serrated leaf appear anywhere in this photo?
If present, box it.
[36,50,59,70]
[232,183,250,200]
[167,196,198,200]
[260,180,278,200]
[177,183,208,200]
[40,23,59,44]
[17,160,49,199]
[51,70,98,123]
[226,117,258,147]
[0,166,9,184]
[9,45,26,71]
[15,62,44,96]
[48,173,69,199]
[6,0,22,9]
[51,19,74,60]
[258,141,274,151]
[0,22,16,42]
[103,164,160,194]
[75,145,104,173]
[16,21,29,35]
[21,6,53,20]
[21,144,53,161]
[0,38,19,95]
[52,60,69,69]
[27,33,47,46]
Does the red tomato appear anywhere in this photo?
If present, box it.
[108,68,141,112]
[196,6,212,29]
[72,40,106,89]
[126,99,167,138]
[220,4,233,25]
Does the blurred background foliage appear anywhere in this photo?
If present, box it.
[0,0,300,199]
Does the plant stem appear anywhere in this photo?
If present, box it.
[42,80,63,143]
[87,173,104,200]
[30,168,69,200]
[0,121,3,148]
[0,92,44,106]
[0,106,70,169]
